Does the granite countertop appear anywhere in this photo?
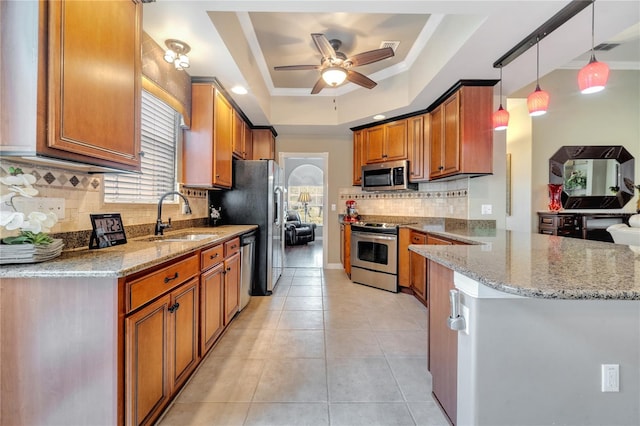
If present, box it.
[0,225,257,279]
[409,229,640,300]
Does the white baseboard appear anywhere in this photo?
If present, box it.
[325,263,342,269]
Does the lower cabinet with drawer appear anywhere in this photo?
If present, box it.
[199,237,240,356]
[409,231,428,306]
[124,253,200,426]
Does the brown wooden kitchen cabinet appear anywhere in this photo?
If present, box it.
[364,120,408,163]
[252,128,276,160]
[125,253,200,426]
[223,238,241,325]
[12,0,142,172]
[428,260,458,425]
[183,84,233,188]
[232,110,253,160]
[427,234,454,245]
[352,130,364,186]
[200,244,225,356]
[340,223,352,277]
[429,86,493,180]
[407,114,429,182]
[397,228,411,288]
[409,231,428,306]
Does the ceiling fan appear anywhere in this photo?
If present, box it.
[274,33,395,94]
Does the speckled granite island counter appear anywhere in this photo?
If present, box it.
[0,225,256,426]
[408,229,639,426]
[407,228,640,299]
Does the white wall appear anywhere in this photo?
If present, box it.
[505,99,533,231]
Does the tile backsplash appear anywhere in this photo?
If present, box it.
[339,179,469,219]
[0,159,208,239]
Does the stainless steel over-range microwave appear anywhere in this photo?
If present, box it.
[361,160,418,191]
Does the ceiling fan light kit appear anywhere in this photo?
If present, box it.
[322,67,347,86]
[274,33,394,94]
[578,1,610,94]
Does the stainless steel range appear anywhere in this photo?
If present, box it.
[350,222,400,292]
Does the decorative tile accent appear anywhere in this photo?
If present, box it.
[339,189,468,200]
[180,184,208,199]
[0,159,102,192]
[43,172,56,184]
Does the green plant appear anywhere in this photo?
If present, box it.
[2,231,54,245]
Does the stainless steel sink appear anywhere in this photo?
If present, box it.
[147,233,218,242]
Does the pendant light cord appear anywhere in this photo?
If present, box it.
[535,37,540,88]
[499,67,503,102]
[590,1,596,59]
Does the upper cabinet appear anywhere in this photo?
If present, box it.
[232,110,252,160]
[1,0,142,172]
[407,114,429,182]
[430,86,493,180]
[364,120,408,164]
[352,130,364,186]
[351,81,494,184]
[252,129,276,160]
[183,84,233,188]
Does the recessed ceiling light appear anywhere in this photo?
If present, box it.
[231,86,248,95]
[373,114,385,120]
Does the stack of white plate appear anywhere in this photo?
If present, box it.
[0,239,65,264]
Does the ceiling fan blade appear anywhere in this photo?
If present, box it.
[311,33,336,60]
[346,70,377,89]
[346,47,395,67]
[310,77,326,94]
[274,64,321,71]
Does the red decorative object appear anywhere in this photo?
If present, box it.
[578,56,609,94]
[548,184,563,211]
[492,105,510,131]
[527,85,550,116]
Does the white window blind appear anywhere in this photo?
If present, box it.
[104,91,179,203]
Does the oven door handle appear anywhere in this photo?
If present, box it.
[351,232,397,242]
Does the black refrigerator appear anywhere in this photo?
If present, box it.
[209,160,284,295]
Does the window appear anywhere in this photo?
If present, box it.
[104,91,180,203]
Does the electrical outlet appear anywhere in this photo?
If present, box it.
[601,364,619,392]
[331,204,336,211]
[12,197,66,220]
[481,204,492,215]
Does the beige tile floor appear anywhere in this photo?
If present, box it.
[157,268,448,426]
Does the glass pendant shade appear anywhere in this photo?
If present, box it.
[492,105,510,131]
[163,49,176,64]
[578,55,609,94]
[527,84,550,116]
[322,67,347,86]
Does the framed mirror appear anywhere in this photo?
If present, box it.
[549,146,635,209]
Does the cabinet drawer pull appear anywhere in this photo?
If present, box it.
[164,272,179,284]
[210,253,219,259]
[230,244,237,249]
[168,302,180,313]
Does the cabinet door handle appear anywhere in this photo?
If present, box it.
[439,166,444,171]
[164,272,179,284]
[168,302,180,313]
[210,253,219,259]
[226,266,231,272]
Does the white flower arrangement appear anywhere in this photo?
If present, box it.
[0,167,58,244]
[210,206,221,220]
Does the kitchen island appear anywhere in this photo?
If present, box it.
[0,225,256,426]
[409,230,639,426]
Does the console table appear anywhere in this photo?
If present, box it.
[537,212,632,241]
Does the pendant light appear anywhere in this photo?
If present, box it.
[492,67,510,131]
[527,37,550,116]
[578,1,610,94]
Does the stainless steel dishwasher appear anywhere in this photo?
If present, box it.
[239,231,256,311]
